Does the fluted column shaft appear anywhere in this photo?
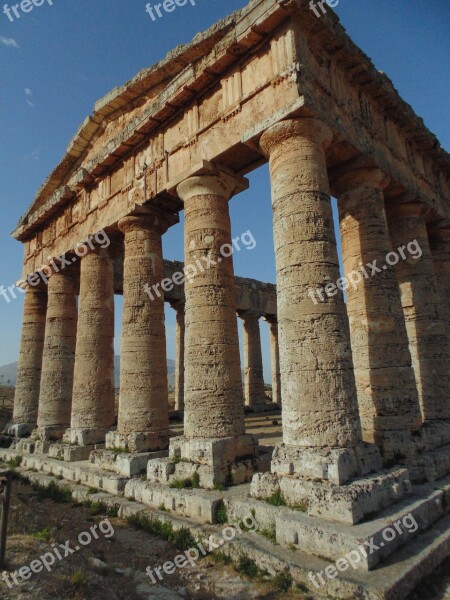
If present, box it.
[177,171,246,440]
[69,247,115,444]
[37,270,78,440]
[267,318,281,406]
[114,211,175,452]
[336,170,421,459]
[12,283,47,433]
[260,118,361,449]
[171,302,185,412]
[240,311,266,406]
[387,204,450,421]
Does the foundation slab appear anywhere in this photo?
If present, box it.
[4,423,34,437]
[124,478,223,524]
[63,427,110,447]
[251,467,412,524]
[48,442,93,462]
[90,449,168,476]
[271,442,382,485]
[106,430,169,453]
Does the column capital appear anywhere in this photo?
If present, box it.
[428,220,450,241]
[385,201,428,219]
[237,309,261,321]
[259,118,333,157]
[118,207,178,236]
[170,300,185,314]
[332,165,390,195]
[177,169,248,203]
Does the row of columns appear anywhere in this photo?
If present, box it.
[171,304,280,411]
[11,116,450,476]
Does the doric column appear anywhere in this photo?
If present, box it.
[107,209,177,453]
[260,118,362,452]
[429,225,450,337]
[239,311,266,407]
[10,282,47,436]
[37,270,78,440]
[266,317,281,406]
[336,168,422,461]
[170,301,185,412]
[386,203,450,423]
[176,170,248,442]
[65,246,116,446]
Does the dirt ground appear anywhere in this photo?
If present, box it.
[0,477,309,600]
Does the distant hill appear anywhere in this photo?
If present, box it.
[0,357,176,389]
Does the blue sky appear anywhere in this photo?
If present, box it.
[0,0,449,382]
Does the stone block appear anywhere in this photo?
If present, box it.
[169,434,258,467]
[106,430,168,453]
[63,427,109,447]
[90,449,167,476]
[5,423,34,438]
[271,445,359,485]
[279,468,411,524]
[49,443,92,462]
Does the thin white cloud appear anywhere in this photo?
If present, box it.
[0,36,18,48]
[24,88,34,107]
[22,148,41,162]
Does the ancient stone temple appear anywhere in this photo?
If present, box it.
[3,0,450,597]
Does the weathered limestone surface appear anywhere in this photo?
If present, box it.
[260,118,362,450]
[177,170,247,442]
[336,169,422,461]
[266,317,281,406]
[429,226,450,338]
[170,301,185,412]
[387,203,450,424]
[11,283,47,434]
[37,270,78,440]
[239,311,266,406]
[67,247,116,445]
[110,210,176,453]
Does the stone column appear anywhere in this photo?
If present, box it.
[386,203,450,424]
[10,282,47,437]
[107,209,177,453]
[336,168,422,461]
[260,118,362,455]
[429,225,450,337]
[266,317,281,406]
[169,168,257,472]
[37,270,78,440]
[171,301,185,412]
[65,247,116,446]
[239,311,266,407]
